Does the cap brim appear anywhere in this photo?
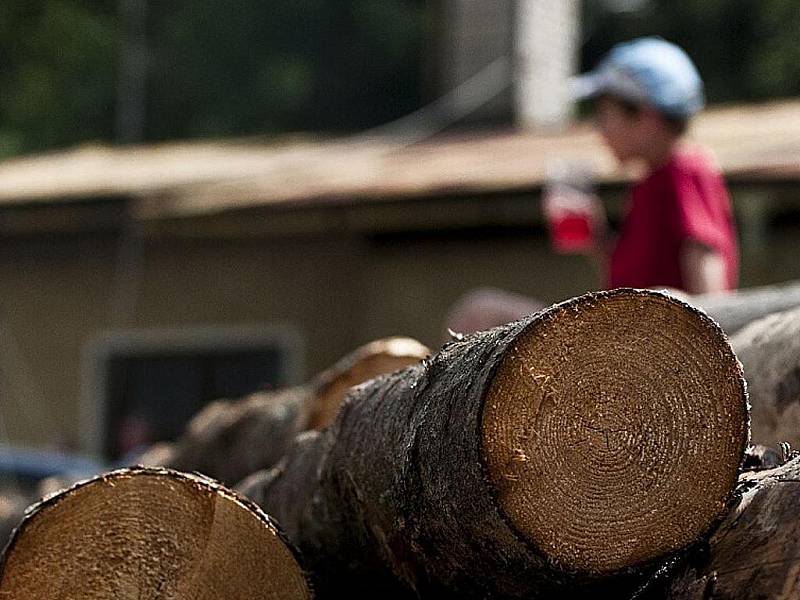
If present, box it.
[569,72,606,102]
[570,68,651,106]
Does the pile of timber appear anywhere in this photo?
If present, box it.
[240,289,748,598]
[0,336,432,549]
[6,287,800,598]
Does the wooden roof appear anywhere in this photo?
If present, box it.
[0,100,798,221]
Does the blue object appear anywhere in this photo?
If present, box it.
[0,445,105,488]
[571,37,705,118]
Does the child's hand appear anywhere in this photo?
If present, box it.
[543,184,607,255]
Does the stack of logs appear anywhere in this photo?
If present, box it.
[2,286,800,599]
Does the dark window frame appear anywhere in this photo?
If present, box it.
[80,324,304,459]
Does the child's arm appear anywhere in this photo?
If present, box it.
[680,240,727,294]
[587,200,613,280]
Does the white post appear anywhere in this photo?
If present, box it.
[515,0,580,130]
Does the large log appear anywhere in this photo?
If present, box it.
[241,289,749,598]
[0,467,312,599]
[730,306,800,449]
[136,337,429,486]
[666,456,800,599]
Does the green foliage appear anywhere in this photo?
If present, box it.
[0,0,425,156]
[582,0,800,103]
[746,0,800,98]
[0,1,117,157]
[0,1,797,158]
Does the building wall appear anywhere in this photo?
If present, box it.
[0,235,119,448]
[359,231,596,345]
[0,234,371,452]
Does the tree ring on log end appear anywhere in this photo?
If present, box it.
[0,467,312,599]
[481,289,748,576]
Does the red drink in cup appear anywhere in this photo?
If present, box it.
[543,162,601,254]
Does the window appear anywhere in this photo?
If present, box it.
[81,325,303,461]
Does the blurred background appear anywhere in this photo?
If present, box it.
[0,0,797,474]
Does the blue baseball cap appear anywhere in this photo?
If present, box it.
[571,37,705,118]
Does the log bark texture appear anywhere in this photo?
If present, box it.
[742,444,783,471]
[667,456,800,599]
[136,337,429,486]
[0,467,312,599]
[730,306,800,449]
[242,289,749,599]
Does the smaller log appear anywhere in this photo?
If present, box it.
[730,305,800,449]
[692,279,800,335]
[666,456,800,599]
[136,337,429,486]
[307,337,431,430]
[0,467,312,600]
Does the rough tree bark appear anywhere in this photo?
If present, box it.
[667,456,800,599]
[729,306,800,450]
[0,467,312,599]
[742,444,783,471]
[241,289,749,599]
[135,337,429,486]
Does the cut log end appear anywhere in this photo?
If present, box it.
[308,336,430,430]
[481,290,749,576]
[0,468,311,600]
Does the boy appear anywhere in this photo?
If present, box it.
[573,37,738,293]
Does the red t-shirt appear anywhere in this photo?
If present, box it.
[609,150,738,291]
